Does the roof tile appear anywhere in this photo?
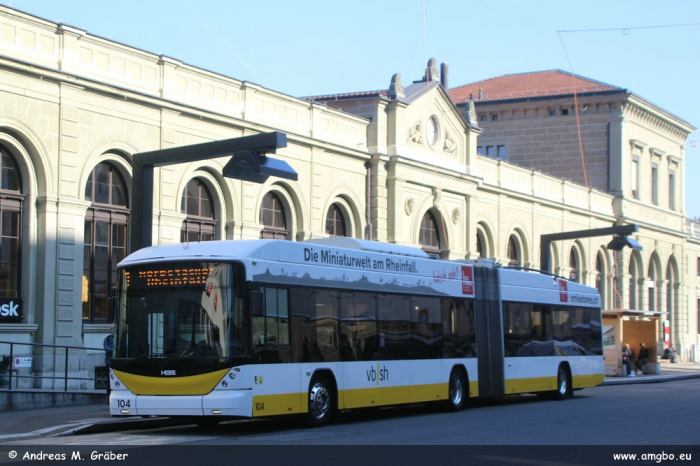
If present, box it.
[449,70,620,103]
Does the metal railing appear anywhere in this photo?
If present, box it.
[0,340,104,392]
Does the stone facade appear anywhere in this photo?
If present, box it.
[0,7,697,387]
[451,75,698,360]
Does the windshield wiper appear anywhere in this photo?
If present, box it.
[181,347,217,367]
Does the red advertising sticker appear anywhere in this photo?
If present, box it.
[558,279,568,303]
[461,265,474,295]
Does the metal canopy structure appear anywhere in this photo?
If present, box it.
[130,131,295,252]
[540,223,641,273]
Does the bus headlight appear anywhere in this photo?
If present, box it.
[229,373,236,380]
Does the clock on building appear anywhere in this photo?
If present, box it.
[426,116,438,147]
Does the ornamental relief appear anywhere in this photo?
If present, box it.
[405,197,416,215]
[407,121,423,144]
[443,131,457,154]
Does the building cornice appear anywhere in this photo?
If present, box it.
[623,97,695,141]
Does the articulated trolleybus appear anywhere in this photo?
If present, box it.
[110,238,603,426]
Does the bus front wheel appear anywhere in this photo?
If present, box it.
[307,374,334,427]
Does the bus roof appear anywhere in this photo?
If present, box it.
[119,238,432,266]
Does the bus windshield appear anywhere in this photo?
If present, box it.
[114,262,248,363]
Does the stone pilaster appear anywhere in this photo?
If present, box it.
[370,154,388,242]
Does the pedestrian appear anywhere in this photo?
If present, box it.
[663,345,678,363]
[622,343,634,377]
[103,323,114,397]
[634,342,650,375]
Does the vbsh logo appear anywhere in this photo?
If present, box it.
[366,364,389,385]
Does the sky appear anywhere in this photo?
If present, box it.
[5,0,700,216]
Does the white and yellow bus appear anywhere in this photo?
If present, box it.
[109,238,603,426]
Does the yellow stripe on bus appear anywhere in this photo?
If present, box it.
[113,368,229,395]
[251,381,482,416]
[342,386,411,409]
[505,374,604,394]
[505,376,556,394]
[573,373,604,388]
[252,392,304,416]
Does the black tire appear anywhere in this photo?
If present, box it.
[552,366,570,401]
[195,417,221,427]
[445,370,468,412]
[307,374,334,427]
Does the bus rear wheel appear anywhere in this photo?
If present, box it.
[445,370,468,412]
[553,366,571,400]
[307,374,334,427]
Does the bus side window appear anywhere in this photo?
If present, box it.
[252,287,290,347]
[377,294,409,360]
[411,296,442,359]
[442,299,477,358]
[339,292,378,362]
[503,302,533,357]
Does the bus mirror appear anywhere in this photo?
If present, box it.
[250,291,265,317]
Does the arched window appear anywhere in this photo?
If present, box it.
[629,256,638,309]
[419,211,440,255]
[0,147,24,300]
[83,162,129,322]
[325,204,346,237]
[666,262,676,343]
[180,179,216,242]
[569,248,579,282]
[648,261,658,312]
[475,224,489,259]
[507,235,520,266]
[260,192,288,240]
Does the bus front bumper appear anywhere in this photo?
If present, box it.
[109,389,253,417]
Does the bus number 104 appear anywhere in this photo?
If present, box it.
[255,402,265,412]
[116,399,131,408]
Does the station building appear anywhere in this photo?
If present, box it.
[0,7,696,386]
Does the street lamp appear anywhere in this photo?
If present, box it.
[607,235,643,252]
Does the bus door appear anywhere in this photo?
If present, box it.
[474,266,505,398]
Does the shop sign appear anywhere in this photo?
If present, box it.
[0,297,22,323]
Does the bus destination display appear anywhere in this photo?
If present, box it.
[125,267,215,288]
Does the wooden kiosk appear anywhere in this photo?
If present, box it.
[603,310,662,376]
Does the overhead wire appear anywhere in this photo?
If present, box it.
[422,0,450,252]
[555,21,700,189]
[557,31,589,188]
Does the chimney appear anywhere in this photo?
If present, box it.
[440,62,449,89]
[478,88,483,100]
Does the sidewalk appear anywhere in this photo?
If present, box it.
[0,362,698,442]
[601,360,700,386]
